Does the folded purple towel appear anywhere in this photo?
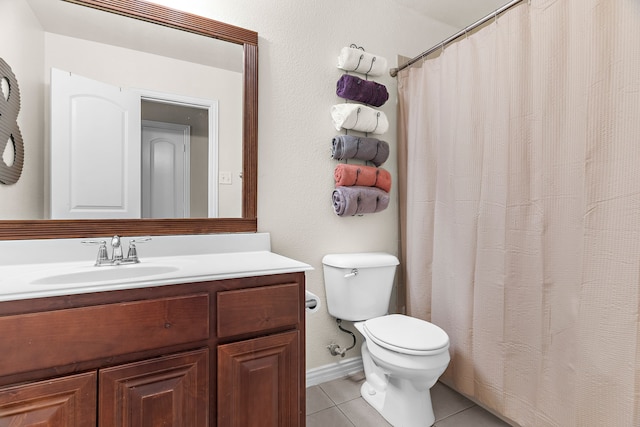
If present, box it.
[331,135,390,167]
[332,186,390,216]
[336,74,389,107]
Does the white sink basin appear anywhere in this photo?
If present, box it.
[0,245,312,302]
[30,265,180,285]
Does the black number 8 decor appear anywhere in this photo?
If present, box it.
[0,58,24,185]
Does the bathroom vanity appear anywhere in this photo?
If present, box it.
[0,2,299,424]
[0,233,311,427]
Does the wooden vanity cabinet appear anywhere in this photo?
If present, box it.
[217,283,301,427]
[0,272,306,427]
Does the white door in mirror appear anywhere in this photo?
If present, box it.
[141,121,190,218]
[50,68,141,219]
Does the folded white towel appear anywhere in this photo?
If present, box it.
[337,47,388,77]
[331,103,389,135]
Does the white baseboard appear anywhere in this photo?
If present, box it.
[305,357,363,388]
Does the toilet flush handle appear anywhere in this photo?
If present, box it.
[344,268,358,278]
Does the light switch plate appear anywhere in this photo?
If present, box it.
[219,171,232,184]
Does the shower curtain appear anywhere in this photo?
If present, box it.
[397,1,640,426]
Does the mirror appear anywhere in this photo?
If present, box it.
[0,0,258,239]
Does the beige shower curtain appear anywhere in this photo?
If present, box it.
[397,1,640,426]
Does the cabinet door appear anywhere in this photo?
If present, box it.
[99,349,208,427]
[0,371,97,426]
[218,331,300,427]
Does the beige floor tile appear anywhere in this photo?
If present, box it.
[306,407,355,427]
[318,373,365,405]
[306,385,335,415]
[338,397,392,427]
[307,373,513,427]
[431,382,475,421]
[435,405,511,427]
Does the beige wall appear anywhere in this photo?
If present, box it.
[146,0,457,369]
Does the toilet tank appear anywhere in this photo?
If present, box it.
[322,252,399,321]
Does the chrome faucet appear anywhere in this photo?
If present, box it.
[111,235,123,262]
[82,235,151,266]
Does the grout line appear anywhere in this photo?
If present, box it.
[307,386,335,415]
[335,404,357,427]
[435,405,479,423]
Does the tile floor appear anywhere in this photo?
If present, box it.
[306,372,512,427]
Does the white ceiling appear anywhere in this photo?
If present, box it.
[392,0,513,29]
[26,0,244,73]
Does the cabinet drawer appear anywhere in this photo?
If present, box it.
[217,283,299,338]
[0,294,209,377]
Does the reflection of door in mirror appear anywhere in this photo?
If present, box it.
[50,69,229,219]
[140,100,217,218]
[141,102,213,219]
[141,120,191,219]
[50,68,141,219]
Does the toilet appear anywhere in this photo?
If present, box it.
[322,252,450,427]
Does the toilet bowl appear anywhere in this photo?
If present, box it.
[322,253,450,427]
[354,314,450,427]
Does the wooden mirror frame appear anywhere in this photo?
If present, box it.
[0,0,257,240]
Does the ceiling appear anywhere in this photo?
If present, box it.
[393,0,513,29]
[26,0,243,72]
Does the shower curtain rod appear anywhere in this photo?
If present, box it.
[390,0,524,77]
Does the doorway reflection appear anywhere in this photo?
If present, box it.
[141,101,209,218]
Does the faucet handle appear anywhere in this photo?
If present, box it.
[130,236,152,244]
[96,242,109,264]
[126,236,152,262]
[81,239,109,265]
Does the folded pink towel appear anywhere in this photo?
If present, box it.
[334,164,391,193]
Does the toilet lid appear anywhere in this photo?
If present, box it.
[363,314,449,355]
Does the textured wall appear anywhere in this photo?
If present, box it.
[147,0,457,369]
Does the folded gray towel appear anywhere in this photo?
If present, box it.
[331,135,390,167]
[332,186,390,216]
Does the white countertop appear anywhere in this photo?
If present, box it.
[0,233,313,302]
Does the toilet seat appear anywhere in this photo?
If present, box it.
[363,314,449,356]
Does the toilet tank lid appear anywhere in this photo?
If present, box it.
[322,252,399,268]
